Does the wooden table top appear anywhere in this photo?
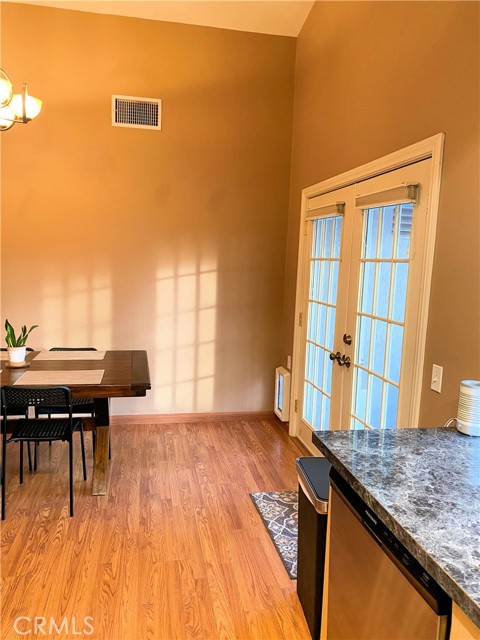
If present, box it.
[0,350,151,399]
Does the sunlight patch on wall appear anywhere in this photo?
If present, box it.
[42,268,112,348]
[91,272,113,347]
[155,245,217,413]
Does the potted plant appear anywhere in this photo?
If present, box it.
[4,319,38,367]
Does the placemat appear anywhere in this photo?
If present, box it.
[13,370,104,385]
[33,351,106,361]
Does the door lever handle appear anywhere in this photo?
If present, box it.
[329,352,351,368]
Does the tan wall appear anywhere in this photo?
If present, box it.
[1,3,296,415]
[285,1,480,426]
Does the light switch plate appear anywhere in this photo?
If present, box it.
[431,364,443,393]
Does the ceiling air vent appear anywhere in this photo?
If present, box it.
[112,95,162,130]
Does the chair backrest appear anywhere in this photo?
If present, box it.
[1,347,34,351]
[1,386,73,430]
[49,347,97,351]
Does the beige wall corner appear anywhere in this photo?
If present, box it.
[285,1,480,426]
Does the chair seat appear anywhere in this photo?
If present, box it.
[73,397,94,407]
[36,397,94,415]
[9,418,83,442]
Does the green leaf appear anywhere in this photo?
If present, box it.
[4,319,17,347]
[4,319,38,347]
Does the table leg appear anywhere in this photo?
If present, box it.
[92,398,110,495]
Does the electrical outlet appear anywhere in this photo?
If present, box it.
[287,355,292,370]
[431,364,443,393]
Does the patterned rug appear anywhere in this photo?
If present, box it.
[250,490,298,579]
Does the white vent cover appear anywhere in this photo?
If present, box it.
[112,95,162,130]
[274,366,291,422]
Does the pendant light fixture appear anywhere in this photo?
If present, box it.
[0,68,43,131]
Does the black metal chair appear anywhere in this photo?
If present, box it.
[1,348,35,470]
[36,348,97,419]
[1,386,87,519]
[34,347,111,464]
[0,399,33,478]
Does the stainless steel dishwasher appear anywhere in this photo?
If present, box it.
[326,470,451,640]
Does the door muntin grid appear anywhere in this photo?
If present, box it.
[351,202,413,430]
[303,215,343,430]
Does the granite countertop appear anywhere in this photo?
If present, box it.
[312,427,480,627]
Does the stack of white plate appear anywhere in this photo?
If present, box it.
[457,380,480,437]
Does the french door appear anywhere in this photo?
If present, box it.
[292,154,438,444]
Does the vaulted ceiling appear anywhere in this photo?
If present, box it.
[8,1,315,36]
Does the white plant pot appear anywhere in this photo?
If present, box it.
[7,346,27,365]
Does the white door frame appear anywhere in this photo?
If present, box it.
[290,133,445,439]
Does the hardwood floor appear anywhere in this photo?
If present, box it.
[1,419,312,639]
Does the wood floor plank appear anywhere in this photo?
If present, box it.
[1,419,310,639]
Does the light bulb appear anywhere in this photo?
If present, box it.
[10,91,43,120]
[0,70,13,106]
[0,105,15,130]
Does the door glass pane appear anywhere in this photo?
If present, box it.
[326,307,336,351]
[367,374,382,429]
[320,262,330,303]
[352,418,364,430]
[322,397,331,429]
[303,215,343,430]
[306,342,315,382]
[324,218,333,258]
[375,262,391,318]
[384,383,399,427]
[371,319,387,376]
[391,263,409,322]
[333,217,342,258]
[364,208,380,258]
[310,260,320,300]
[357,316,371,367]
[379,206,396,259]
[312,392,322,429]
[329,261,339,305]
[314,345,324,389]
[360,262,375,314]
[317,304,327,347]
[386,324,403,384]
[307,301,317,342]
[351,202,413,429]
[314,221,323,258]
[396,203,413,259]
[353,367,368,422]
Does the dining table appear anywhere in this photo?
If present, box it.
[0,349,151,495]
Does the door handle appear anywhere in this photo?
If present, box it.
[329,351,351,368]
[339,354,351,368]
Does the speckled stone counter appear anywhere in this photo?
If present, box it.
[312,427,480,627]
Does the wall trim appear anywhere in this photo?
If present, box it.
[110,411,277,425]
